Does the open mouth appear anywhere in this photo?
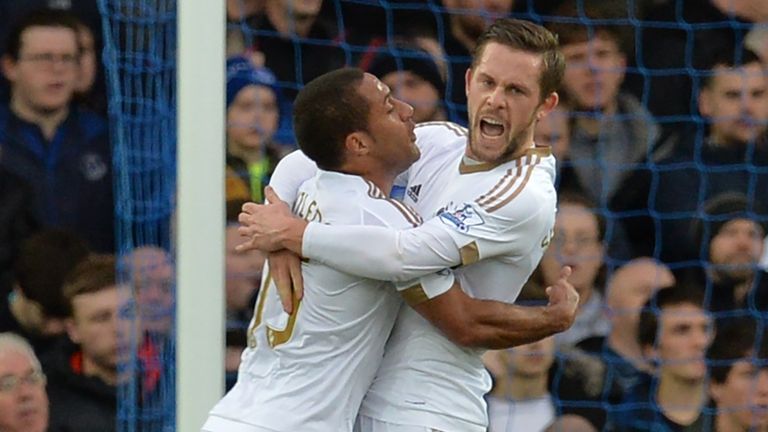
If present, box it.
[480,117,505,138]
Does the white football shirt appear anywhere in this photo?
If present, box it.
[302,122,558,431]
[203,170,426,432]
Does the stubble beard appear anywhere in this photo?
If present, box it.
[469,111,538,163]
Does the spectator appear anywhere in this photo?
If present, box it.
[122,246,174,337]
[537,192,609,347]
[485,336,557,432]
[0,332,48,432]
[0,8,114,252]
[118,247,171,430]
[625,0,768,123]
[683,193,768,320]
[439,0,516,124]
[579,258,675,394]
[547,1,658,260]
[225,56,287,203]
[534,97,571,161]
[533,97,584,196]
[44,254,124,432]
[615,47,768,262]
[365,42,447,123]
[547,1,658,205]
[615,286,713,431]
[72,20,101,112]
[0,229,89,356]
[243,0,346,143]
[0,1,104,105]
[707,318,768,432]
[515,279,618,430]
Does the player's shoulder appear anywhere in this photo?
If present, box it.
[359,180,423,229]
[415,121,468,137]
[312,172,422,229]
[414,121,467,152]
[473,149,556,217]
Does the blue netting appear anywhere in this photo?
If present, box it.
[100,0,768,430]
[99,0,176,431]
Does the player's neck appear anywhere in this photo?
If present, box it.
[363,171,394,196]
[338,160,395,195]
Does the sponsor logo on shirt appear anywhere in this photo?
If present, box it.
[438,202,484,233]
[407,184,422,202]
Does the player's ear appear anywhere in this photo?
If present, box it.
[465,67,473,97]
[344,131,370,157]
[536,91,559,121]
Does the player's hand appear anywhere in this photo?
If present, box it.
[237,187,296,252]
[268,250,304,314]
[544,266,579,332]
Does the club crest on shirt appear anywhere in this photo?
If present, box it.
[80,153,108,182]
[438,202,484,233]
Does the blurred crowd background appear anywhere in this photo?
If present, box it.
[1,0,768,431]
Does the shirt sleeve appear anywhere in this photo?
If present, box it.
[302,199,552,282]
[267,150,317,206]
[395,270,456,306]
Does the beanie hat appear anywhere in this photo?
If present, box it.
[366,44,445,99]
[226,56,280,109]
[693,192,768,246]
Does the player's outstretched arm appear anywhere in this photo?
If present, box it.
[238,193,464,282]
[411,267,579,350]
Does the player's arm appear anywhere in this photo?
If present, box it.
[266,149,318,204]
[239,194,543,282]
[239,206,462,281]
[258,150,317,312]
[408,268,578,349]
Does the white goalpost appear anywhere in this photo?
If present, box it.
[176,0,226,430]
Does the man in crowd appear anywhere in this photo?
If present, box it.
[615,47,768,262]
[0,332,49,432]
[366,42,447,123]
[615,286,713,430]
[682,193,768,320]
[0,8,113,252]
[485,336,557,431]
[707,318,768,432]
[44,254,124,432]
[578,258,675,394]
